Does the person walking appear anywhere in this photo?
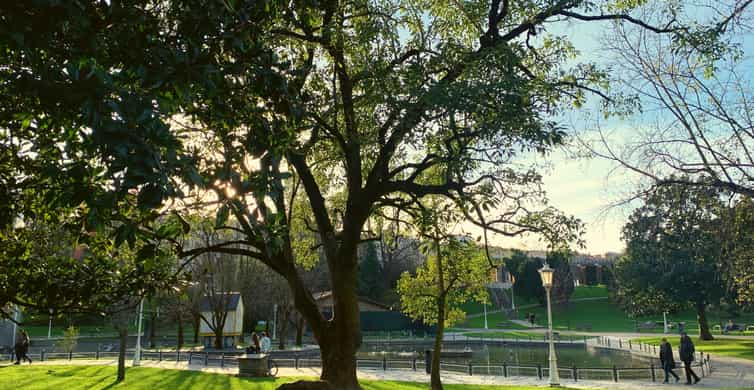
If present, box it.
[679,333,700,385]
[14,329,32,365]
[659,338,679,383]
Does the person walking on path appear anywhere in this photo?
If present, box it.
[679,332,700,385]
[14,329,32,365]
[659,338,680,383]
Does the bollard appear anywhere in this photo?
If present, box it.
[619,339,622,349]
[159,350,163,362]
[651,363,656,382]
[295,357,299,370]
[537,364,542,380]
[382,356,387,371]
[41,350,45,362]
[629,340,632,350]
[612,365,618,382]
[412,358,416,371]
[188,351,192,363]
[177,350,180,362]
[220,353,225,368]
[468,362,472,376]
[572,366,578,382]
[503,362,508,377]
[69,351,73,360]
[96,350,99,360]
[204,352,208,366]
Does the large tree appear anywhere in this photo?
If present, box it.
[616,182,729,340]
[1,2,736,389]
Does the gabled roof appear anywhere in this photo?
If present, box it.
[200,292,242,312]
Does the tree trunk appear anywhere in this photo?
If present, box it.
[696,302,714,340]
[192,313,200,343]
[431,240,445,390]
[279,308,289,350]
[319,331,360,390]
[214,326,224,349]
[176,312,184,350]
[149,312,157,348]
[117,327,128,382]
[295,315,304,347]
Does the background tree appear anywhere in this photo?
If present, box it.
[398,224,490,390]
[616,181,729,340]
[589,3,754,197]
[546,251,575,305]
[357,242,383,301]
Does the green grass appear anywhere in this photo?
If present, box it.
[0,365,581,389]
[462,296,754,334]
[459,313,530,329]
[570,285,608,300]
[633,336,754,361]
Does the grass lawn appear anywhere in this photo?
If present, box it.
[462,296,754,334]
[570,285,608,300]
[0,365,580,390]
[460,315,530,329]
[633,336,754,361]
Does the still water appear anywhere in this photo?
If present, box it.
[359,343,652,368]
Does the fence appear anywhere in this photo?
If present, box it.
[6,346,712,384]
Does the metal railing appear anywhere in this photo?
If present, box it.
[6,347,711,384]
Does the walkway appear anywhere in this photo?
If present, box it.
[6,357,753,389]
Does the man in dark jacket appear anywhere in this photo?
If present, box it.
[13,329,32,365]
[679,333,700,384]
[659,338,680,383]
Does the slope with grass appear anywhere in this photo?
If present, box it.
[0,365,579,390]
[633,336,754,361]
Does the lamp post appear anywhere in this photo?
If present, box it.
[48,308,53,339]
[539,263,559,387]
[510,274,516,311]
[133,298,144,366]
[483,303,488,329]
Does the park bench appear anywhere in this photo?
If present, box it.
[575,323,593,331]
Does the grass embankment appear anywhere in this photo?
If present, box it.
[0,365,580,390]
[462,285,754,334]
[634,336,754,361]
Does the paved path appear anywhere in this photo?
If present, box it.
[5,357,753,389]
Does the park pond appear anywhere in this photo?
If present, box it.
[358,343,653,368]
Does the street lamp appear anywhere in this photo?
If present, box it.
[539,262,559,387]
[48,308,53,339]
[133,298,144,367]
[510,274,516,311]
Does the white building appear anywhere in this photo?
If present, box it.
[199,292,244,349]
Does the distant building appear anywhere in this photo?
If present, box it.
[312,291,390,318]
[199,292,244,349]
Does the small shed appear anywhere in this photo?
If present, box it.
[313,290,390,316]
[199,292,244,349]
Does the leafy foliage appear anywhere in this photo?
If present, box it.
[615,181,729,338]
[398,239,489,328]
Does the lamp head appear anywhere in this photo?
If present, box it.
[539,262,554,288]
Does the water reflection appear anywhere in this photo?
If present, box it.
[358,343,651,368]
